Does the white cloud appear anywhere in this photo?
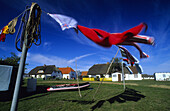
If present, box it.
[43,42,50,47]
[26,53,95,72]
[0,46,7,51]
[68,53,95,64]
[27,53,68,66]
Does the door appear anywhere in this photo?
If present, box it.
[118,74,121,82]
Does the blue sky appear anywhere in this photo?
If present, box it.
[0,0,170,75]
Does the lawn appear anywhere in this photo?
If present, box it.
[0,79,170,111]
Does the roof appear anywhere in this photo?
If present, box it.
[81,71,88,76]
[128,66,138,74]
[58,67,75,74]
[88,64,110,75]
[87,63,131,75]
[28,65,60,75]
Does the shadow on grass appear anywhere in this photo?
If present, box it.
[91,87,146,111]
[0,85,49,102]
[62,87,146,111]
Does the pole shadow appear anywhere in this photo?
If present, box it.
[0,85,49,102]
[90,87,146,111]
[61,87,146,111]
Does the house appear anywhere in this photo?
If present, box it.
[87,63,112,78]
[81,71,88,76]
[87,63,142,81]
[142,74,154,80]
[154,72,170,81]
[59,67,76,79]
[28,65,62,79]
[80,71,88,79]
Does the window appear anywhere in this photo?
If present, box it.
[163,74,166,78]
[113,74,117,77]
[37,70,44,73]
[134,74,138,78]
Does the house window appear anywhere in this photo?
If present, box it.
[113,74,117,77]
[134,74,138,78]
[163,74,166,78]
[37,70,44,73]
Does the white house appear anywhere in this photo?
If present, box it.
[154,72,170,81]
[112,72,142,81]
[59,67,76,79]
[29,65,63,79]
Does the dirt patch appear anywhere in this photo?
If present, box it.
[149,85,170,89]
[90,81,138,86]
[38,81,79,84]
[38,81,138,86]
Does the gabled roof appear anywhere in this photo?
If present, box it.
[128,66,138,74]
[87,63,132,75]
[59,67,75,74]
[81,71,88,76]
[28,65,60,75]
[88,64,110,75]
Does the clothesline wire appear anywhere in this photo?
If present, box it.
[17,8,49,20]
[92,47,120,101]
[16,8,30,19]
[41,10,49,15]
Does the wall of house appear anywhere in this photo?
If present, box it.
[51,71,63,79]
[125,74,142,80]
[63,74,70,79]
[70,71,77,79]
[154,72,170,81]
[104,74,110,78]
[30,75,35,78]
[112,73,142,81]
[112,73,122,81]
[88,74,101,78]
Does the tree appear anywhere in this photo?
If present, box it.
[0,52,20,66]
[0,52,28,71]
[109,57,122,73]
[110,57,122,63]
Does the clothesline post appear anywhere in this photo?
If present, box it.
[121,61,126,90]
[10,36,28,111]
[76,59,82,97]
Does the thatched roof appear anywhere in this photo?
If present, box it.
[28,65,60,75]
[87,63,134,75]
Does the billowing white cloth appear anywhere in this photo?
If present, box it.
[48,14,77,31]
[0,65,13,91]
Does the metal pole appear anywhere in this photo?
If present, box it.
[122,61,126,90]
[10,35,28,111]
[76,59,82,97]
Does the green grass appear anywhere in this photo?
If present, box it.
[0,80,170,111]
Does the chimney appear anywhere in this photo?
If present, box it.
[44,64,46,67]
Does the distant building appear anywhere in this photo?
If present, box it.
[81,71,88,76]
[59,67,76,79]
[154,72,170,81]
[29,65,62,79]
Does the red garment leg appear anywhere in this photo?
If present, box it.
[122,23,147,36]
[119,42,149,58]
[77,25,112,47]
